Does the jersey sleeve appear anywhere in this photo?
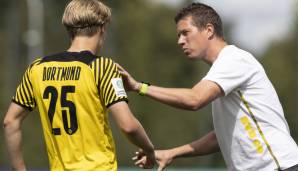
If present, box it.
[97,58,128,107]
[203,55,256,96]
[12,65,36,111]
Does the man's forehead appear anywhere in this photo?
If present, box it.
[176,16,196,30]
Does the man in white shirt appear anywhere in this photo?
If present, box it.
[117,2,298,171]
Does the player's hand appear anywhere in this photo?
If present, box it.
[132,149,155,169]
[155,149,174,171]
[116,63,141,92]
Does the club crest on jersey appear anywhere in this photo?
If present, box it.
[111,78,127,97]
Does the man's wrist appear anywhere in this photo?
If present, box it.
[168,148,178,159]
[138,82,151,96]
[134,82,142,92]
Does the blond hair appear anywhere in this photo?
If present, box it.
[62,0,111,39]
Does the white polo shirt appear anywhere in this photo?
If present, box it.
[203,45,298,171]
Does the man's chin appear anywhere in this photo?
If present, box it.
[186,53,198,60]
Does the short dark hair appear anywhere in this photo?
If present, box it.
[175,3,223,38]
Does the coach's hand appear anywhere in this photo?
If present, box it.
[133,149,155,169]
[116,63,141,92]
[155,150,174,171]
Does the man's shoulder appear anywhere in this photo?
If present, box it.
[93,56,118,66]
[218,46,257,67]
[221,45,250,57]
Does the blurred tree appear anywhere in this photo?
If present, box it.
[260,8,298,142]
[0,1,24,167]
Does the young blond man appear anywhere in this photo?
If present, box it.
[3,0,155,170]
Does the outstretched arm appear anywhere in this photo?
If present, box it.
[160,131,219,158]
[117,64,224,111]
[3,102,30,171]
[134,131,219,171]
[137,80,222,110]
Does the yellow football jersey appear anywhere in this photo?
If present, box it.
[13,51,128,171]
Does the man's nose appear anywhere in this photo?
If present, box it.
[178,36,185,46]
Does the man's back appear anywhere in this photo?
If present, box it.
[13,51,128,170]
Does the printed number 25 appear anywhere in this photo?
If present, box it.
[43,86,78,135]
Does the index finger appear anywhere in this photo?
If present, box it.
[115,63,125,72]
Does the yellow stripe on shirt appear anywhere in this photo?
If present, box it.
[238,91,281,171]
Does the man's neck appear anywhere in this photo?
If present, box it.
[203,39,227,65]
[67,34,101,55]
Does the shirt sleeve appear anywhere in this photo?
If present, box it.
[12,66,36,111]
[203,55,256,96]
[99,58,128,107]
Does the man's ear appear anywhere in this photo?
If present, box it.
[99,26,105,35]
[206,23,215,40]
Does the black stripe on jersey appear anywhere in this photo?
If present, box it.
[103,60,117,105]
[95,59,100,89]
[19,84,30,104]
[105,69,120,104]
[23,70,35,107]
[99,58,104,80]
[23,76,33,99]
[13,61,37,110]
[14,83,33,110]
[15,87,26,107]
[101,59,113,103]
[25,70,33,86]
[26,65,36,108]
[94,58,98,86]
[89,58,101,93]
[22,72,33,100]
[39,51,99,65]
[103,74,116,104]
[89,57,128,107]
[105,83,114,104]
